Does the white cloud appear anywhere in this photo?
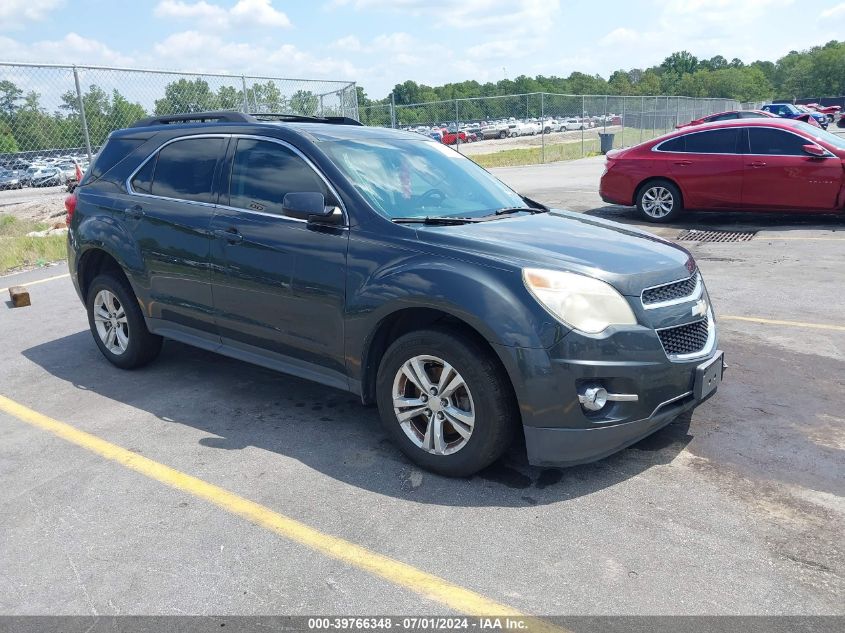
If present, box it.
[154,0,290,29]
[151,30,356,80]
[0,32,133,66]
[820,2,845,18]
[0,0,64,29]
[332,0,558,33]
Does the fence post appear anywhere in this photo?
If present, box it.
[621,97,625,148]
[390,92,396,129]
[540,92,545,164]
[603,94,608,133]
[72,65,93,163]
[241,76,249,113]
[676,97,680,127]
[640,96,644,144]
[455,98,460,154]
[319,95,324,117]
[581,95,585,158]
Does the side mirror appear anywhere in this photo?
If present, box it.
[802,144,827,157]
[282,192,342,224]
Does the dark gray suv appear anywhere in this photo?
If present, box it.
[67,111,724,476]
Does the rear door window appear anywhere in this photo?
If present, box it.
[748,128,808,155]
[681,129,741,153]
[227,138,328,216]
[145,137,224,203]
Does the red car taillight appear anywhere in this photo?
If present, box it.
[64,192,77,225]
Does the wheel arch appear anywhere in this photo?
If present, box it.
[359,306,516,407]
[76,247,132,302]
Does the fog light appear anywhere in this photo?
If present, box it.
[578,384,639,412]
[579,385,608,411]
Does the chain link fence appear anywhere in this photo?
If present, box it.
[0,62,357,168]
[360,93,741,165]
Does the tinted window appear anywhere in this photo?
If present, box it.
[131,157,155,194]
[748,128,809,155]
[739,111,768,119]
[149,138,223,203]
[88,137,144,181]
[228,139,328,216]
[709,113,738,122]
[682,129,740,153]
[659,136,686,152]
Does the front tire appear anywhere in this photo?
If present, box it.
[86,273,162,369]
[376,328,517,477]
[636,179,683,222]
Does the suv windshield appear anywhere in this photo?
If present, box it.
[319,137,527,219]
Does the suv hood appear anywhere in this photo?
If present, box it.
[418,210,695,296]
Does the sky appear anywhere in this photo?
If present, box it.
[2,0,845,99]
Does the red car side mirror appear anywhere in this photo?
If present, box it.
[802,144,827,157]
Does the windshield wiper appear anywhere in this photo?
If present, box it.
[391,216,488,225]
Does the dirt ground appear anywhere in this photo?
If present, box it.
[0,186,67,222]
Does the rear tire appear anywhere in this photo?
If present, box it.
[86,273,162,369]
[376,327,517,477]
[636,179,683,223]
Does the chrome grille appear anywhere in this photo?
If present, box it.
[657,316,710,357]
[642,273,698,306]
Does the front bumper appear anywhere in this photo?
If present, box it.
[523,370,719,467]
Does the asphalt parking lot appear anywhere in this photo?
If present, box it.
[0,157,843,620]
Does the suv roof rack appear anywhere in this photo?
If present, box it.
[130,111,254,127]
[250,113,363,126]
[130,111,363,128]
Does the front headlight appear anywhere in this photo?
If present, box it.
[523,268,637,334]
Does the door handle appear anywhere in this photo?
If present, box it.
[124,204,145,219]
[748,161,767,168]
[213,228,244,244]
[673,160,692,166]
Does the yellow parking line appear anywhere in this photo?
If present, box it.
[0,394,563,631]
[0,272,70,295]
[721,315,845,332]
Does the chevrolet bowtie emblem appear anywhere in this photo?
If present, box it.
[692,299,707,318]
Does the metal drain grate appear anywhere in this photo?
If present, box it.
[676,229,757,243]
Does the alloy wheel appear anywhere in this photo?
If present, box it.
[641,186,674,219]
[392,355,475,455]
[93,289,129,355]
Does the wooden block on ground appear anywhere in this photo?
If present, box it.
[9,286,30,308]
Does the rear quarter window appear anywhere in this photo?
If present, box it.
[86,137,145,182]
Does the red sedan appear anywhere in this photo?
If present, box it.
[599,119,845,222]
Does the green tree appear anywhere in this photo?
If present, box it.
[0,80,23,116]
[0,123,19,153]
[661,51,699,76]
[288,90,318,115]
[154,78,219,115]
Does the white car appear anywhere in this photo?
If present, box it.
[540,118,562,133]
[479,123,509,139]
[562,118,585,131]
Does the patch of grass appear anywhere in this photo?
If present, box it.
[470,126,676,168]
[0,214,67,274]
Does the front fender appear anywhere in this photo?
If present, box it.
[345,249,567,394]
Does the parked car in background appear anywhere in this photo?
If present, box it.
[562,118,584,131]
[29,166,65,187]
[761,103,828,129]
[0,169,23,190]
[441,129,468,145]
[600,119,845,222]
[805,103,841,122]
[479,122,509,139]
[677,110,776,128]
